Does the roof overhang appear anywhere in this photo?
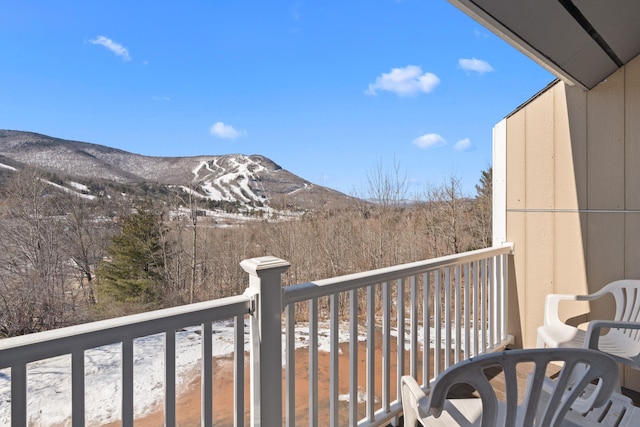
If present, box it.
[448,0,640,90]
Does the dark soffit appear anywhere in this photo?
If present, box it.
[448,0,640,90]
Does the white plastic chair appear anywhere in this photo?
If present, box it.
[537,279,640,368]
[400,348,619,427]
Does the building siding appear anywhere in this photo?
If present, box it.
[502,54,640,387]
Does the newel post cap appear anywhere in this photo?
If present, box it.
[240,256,290,277]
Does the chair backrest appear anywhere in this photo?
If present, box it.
[425,348,618,427]
[593,280,640,343]
[602,280,640,323]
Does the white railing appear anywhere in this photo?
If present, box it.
[0,296,251,427]
[279,243,514,427]
[240,244,513,427]
[1,244,513,427]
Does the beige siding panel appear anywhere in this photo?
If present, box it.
[625,56,640,209]
[562,84,588,209]
[506,111,527,347]
[506,210,526,347]
[553,83,578,210]
[587,68,625,210]
[525,90,555,210]
[586,212,625,321]
[524,212,554,348]
[625,213,640,278]
[506,111,526,210]
[553,83,581,210]
[554,212,589,323]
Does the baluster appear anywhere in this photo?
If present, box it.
[434,270,441,377]
[366,285,375,422]
[444,268,451,369]
[423,272,431,385]
[454,265,461,364]
[286,303,296,427]
[309,298,318,427]
[349,289,358,427]
[464,263,471,361]
[330,293,339,427]
[234,315,245,427]
[410,275,418,378]
[382,281,391,413]
[122,339,134,427]
[202,322,212,427]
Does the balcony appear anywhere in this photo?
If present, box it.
[0,244,513,426]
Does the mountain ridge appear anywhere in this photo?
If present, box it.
[0,130,357,211]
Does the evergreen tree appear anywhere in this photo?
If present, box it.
[475,167,492,200]
[471,167,492,249]
[97,204,167,307]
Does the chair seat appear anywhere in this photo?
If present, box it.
[563,385,639,427]
[419,399,483,426]
[537,324,586,349]
[538,324,640,364]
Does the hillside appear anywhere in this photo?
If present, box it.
[0,130,357,211]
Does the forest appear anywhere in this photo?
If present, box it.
[0,166,492,338]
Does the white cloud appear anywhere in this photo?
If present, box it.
[89,36,131,61]
[152,96,171,102]
[454,138,474,152]
[413,133,446,149]
[209,122,246,139]
[366,65,440,96]
[459,58,494,74]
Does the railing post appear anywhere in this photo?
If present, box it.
[241,256,290,427]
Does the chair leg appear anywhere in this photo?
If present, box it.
[402,410,419,427]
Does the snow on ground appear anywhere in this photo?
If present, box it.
[44,180,96,200]
[0,320,357,426]
[0,162,17,171]
[68,181,89,192]
[0,319,470,426]
[287,183,311,195]
[0,322,241,426]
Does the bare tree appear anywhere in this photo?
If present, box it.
[57,194,113,308]
[365,159,409,210]
[0,160,494,334]
[183,185,199,304]
[0,170,72,336]
[418,175,475,257]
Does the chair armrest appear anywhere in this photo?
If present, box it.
[544,294,578,327]
[400,375,431,419]
[543,292,604,327]
[584,320,640,349]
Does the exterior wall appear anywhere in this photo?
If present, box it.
[501,54,640,386]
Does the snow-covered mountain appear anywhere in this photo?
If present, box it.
[0,130,356,210]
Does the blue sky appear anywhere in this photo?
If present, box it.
[0,0,554,196]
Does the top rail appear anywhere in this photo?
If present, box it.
[283,243,514,305]
[0,294,251,367]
